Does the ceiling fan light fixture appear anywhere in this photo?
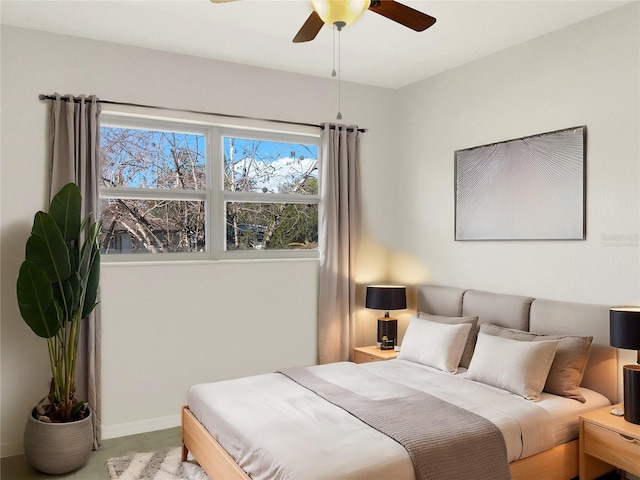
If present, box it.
[310,0,369,28]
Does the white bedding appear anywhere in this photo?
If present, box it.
[187,359,610,480]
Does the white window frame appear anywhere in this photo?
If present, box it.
[99,110,320,263]
[216,127,320,260]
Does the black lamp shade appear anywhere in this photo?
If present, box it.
[610,307,640,425]
[610,307,640,350]
[366,286,406,347]
[365,286,407,312]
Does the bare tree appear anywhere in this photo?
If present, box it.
[224,138,318,250]
[100,127,317,254]
[100,128,205,253]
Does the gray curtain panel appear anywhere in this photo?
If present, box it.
[318,124,362,364]
[48,93,102,448]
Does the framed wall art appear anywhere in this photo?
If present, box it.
[454,126,586,241]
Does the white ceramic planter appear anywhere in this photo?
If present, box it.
[23,409,93,474]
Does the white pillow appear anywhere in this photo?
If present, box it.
[417,312,479,368]
[398,317,472,373]
[479,323,593,402]
[466,332,559,401]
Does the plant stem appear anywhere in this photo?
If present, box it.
[46,337,61,403]
[64,316,81,420]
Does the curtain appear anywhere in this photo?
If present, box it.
[48,93,102,448]
[317,123,362,364]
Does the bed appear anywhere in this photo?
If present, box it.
[181,285,619,480]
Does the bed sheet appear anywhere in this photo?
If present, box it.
[187,359,610,480]
[189,366,414,480]
[365,360,611,447]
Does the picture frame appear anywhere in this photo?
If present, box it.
[454,126,586,241]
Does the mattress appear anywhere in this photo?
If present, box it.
[187,359,610,480]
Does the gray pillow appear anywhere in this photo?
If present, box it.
[418,312,479,368]
[479,323,593,402]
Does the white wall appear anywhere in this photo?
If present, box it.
[0,26,394,455]
[386,3,640,339]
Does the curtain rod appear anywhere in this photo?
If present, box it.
[38,94,367,133]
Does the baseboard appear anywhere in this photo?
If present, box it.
[102,414,181,440]
[1,441,26,458]
[0,414,181,458]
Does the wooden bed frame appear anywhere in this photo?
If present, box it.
[181,285,618,480]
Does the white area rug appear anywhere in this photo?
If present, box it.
[106,447,209,480]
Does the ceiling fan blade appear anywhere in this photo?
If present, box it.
[293,11,324,43]
[368,0,436,32]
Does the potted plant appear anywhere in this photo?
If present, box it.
[16,182,101,474]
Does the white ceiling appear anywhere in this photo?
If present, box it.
[0,0,631,89]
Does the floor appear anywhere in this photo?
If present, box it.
[0,427,182,479]
[1,429,628,480]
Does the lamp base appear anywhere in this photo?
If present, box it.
[623,364,640,425]
[377,317,397,349]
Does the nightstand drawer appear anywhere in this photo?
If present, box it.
[353,350,383,364]
[352,346,398,364]
[584,422,640,475]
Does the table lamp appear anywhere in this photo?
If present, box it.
[365,285,406,350]
[610,307,640,424]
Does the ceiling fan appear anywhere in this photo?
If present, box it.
[210,0,437,43]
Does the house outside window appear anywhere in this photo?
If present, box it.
[99,113,320,261]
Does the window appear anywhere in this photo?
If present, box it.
[222,133,319,252]
[99,114,319,261]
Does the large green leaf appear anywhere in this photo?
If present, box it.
[58,276,78,318]
[79,219,101,318]
[26,212,71,285]
[49,183,81,242]
[81,247,100,318]
[16,261,61,338]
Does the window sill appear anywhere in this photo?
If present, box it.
[100,255,319,267]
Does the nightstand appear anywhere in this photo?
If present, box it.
[579,404,640,480]
[352,345,399,364]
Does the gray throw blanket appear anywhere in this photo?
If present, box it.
[279,367,511,480]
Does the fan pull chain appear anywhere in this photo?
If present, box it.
[333,24,342,120]
[332,25,337,78]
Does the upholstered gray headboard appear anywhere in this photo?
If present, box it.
[416,284,617,403]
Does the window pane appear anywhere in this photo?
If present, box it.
[100,198,206,254]
[101,127,206,190]
[226,202,318,251]
[223,137,318,195]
